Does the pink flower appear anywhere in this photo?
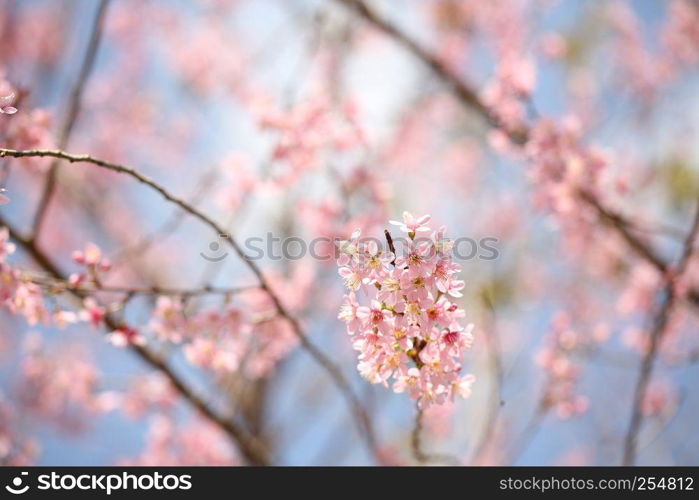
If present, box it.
[0,227,16,263]
[338,293,363,333]
[72,242,110,270]
[452,374,476,399]
[394,238,434,277]
[358,239,394,282]
[0,92,17,115]
[390,211,431,235]
[149,296,185,342]
[356,300,393,335]
[336,229,362,266]
[108,325,144,347]
[11,282,46,326]
[79,298,105,328]
[52,310,78,329]
[336,214,474,408]
[338,266,363,291]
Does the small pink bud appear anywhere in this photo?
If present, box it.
[72,251,85,264]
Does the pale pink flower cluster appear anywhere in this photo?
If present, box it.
[535,312,588,419]
[0,229,48,326]
[473,0,534,134]
[119,372,178,419]
[0,107,53,155]
[165,19,244,95]
[661,0,699,69]
[336,212,475,409]
[482,55,535,133]
[607,1,699,98]
[1,228,296,378]
[526,117,607,215]
[641,380,678,418]
[0,395,37,465]
[17,334,112,431]
[121,414,239,466]
[0,188,10,205]
[150,293,297,379]
[258,96,366,186]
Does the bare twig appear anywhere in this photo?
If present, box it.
[384,228,397,266]
[18,272,259,298]
[31,0,110,238]
[0,147,379,460]
[0,214,270,465]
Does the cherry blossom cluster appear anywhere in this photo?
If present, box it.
[17,333,115,431]
[0,228,47,327]
[257,95,366,186]
[0,229,298,379]
[0,394,37,465]
[121,414,239,466]
[336,212,475,409]
[608,0,699,99]
[526,117,607,216]
[150,293,297,379]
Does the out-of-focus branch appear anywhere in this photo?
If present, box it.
[0,147,379,461]
[580,189,699,309]
[410,405,459,465]
[18,272,259,298]
[31,0,110,239]
[0,214,270,466]
[471,290,504,464]
[621,198,699,465]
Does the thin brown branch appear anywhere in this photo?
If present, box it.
[621,198,699,465]
[18,272,259,298]
[0,147,379,460]
[110,168,218,266]
[31,0,110,238]
[384,228,396,266]
[0,214,270,465]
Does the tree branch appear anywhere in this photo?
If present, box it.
[621,198,699,465]
[17,272,259,298]
[31,0,110,238]
[0,146,379,461]
[410,405,459,465]
[0,214,270,465]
